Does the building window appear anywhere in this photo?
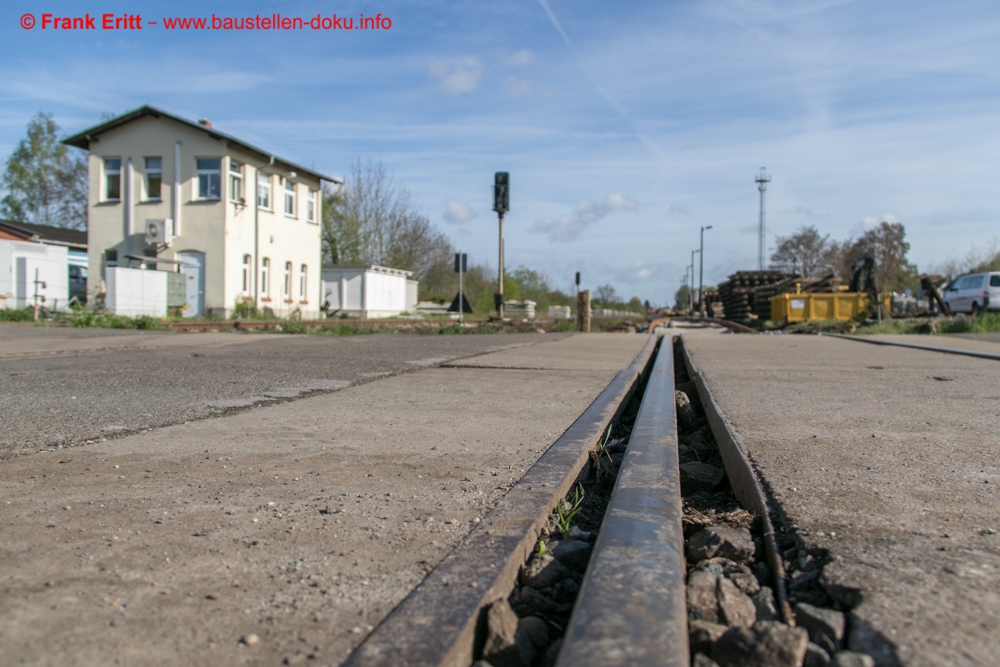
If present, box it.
[196,158,221,200]
[104,158,121,201]
[242,254,252,294]
[299,264,307,300]
[306,190,317,223]
[283,262,292,300]
[229,160,244,202]
[284,180,296,217]
[261,258,270,297]
[257,172,271,209]
[145,157,162,200]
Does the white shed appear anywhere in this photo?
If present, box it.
[0,239,69,310]
[321,264,417,318]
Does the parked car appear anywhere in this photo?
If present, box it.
[942,271,1000,315]
[69,264,87,304]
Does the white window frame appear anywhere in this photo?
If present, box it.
[299,264,308,300]
[306,190,316,223]
[283,261,292,300]
[261,257,270,297]
[104,157,121,201]
[241,254,252,295]
[284,180,296,218]
[145,157,162,201]
[196,158,222,200]
[257,172,271,210]
[229,160,244,203]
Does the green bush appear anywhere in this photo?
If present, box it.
[0,307,35,322]
[938,312,1000,334]
[69,309,165,330]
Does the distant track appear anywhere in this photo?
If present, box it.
[821,332,1000,361]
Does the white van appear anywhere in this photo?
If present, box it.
[942,272,1000,315]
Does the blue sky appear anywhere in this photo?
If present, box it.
[2,0,998,303]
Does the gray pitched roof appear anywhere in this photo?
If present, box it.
[62,105,339,184]
[0,219,87,249]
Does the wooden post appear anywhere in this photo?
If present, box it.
[577,289,591,332]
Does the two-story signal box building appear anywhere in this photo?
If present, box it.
[63,105,337,318]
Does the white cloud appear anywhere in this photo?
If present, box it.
[429,56,483,94]
[506,49,535,67]
[443,199,476,224]
[531,193,637,242]
[787,206,823,218]
[505,75,539,97]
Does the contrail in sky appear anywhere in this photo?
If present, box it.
[536,0,629,117]
[536,0,574,47]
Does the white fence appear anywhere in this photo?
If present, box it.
[106,268,167,317]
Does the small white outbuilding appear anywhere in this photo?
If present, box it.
[320,264,418,318]
[0,239,69,310]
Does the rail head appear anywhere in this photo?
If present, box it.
[556,337,689,667]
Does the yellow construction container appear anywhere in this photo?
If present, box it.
[771,292,890,323]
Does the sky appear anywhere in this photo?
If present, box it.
[2,0,999,304]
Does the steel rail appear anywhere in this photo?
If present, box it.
[820,332,1000,361]
[678,336,795,626]
[556,333,688,666]
[344,334,659,667]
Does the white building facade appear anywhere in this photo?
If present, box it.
[321,264,417,318]
[64,105,337,318]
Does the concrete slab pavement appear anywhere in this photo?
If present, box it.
[682,334,1000,667]
[0,332,648,666]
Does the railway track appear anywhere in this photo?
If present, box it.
[821,331,1000,361]
[342,331,816,667]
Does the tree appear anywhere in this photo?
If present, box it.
[322,158,453,282]
[1,112,87,229]
[674,284,692,311]
[835,221,917,293]
[770,225,835,278]
[595,283,618,304]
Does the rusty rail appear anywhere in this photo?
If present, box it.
[820,332,1000,361]
[344,335,659,667]
[556,334,688,666]
[678,336,794,626]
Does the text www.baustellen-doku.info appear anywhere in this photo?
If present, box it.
[19,12,392,31]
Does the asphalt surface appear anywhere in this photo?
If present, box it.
[0,326,571,456]
[683,333,1000,667]
[0,328,649,666]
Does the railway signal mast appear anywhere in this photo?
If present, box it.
[493,172,509,318]
[755,167,770,271]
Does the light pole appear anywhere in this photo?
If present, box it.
[682,266,690,312]
[755,167,770,271]
[690,249,700,312]
[699,225,713,314]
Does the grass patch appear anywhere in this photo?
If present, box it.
[784,318,858,334]
[938,312,1000,334]
[0,307,36,322]
[855,320,929,335]
[69,310,165,330]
